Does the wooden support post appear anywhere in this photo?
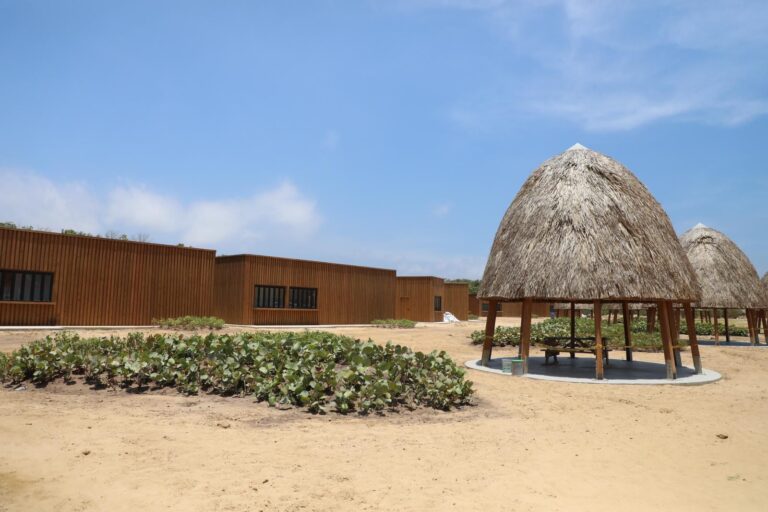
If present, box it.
[570,301,576,358]
[761,310,768,344]
[668,303,682,368]
[658,300,677,379]
[594,300,604,380]
[723,308,730,343]
[761,310,767,344]
[481,299,498,366]
[520,299,533,374]
[684,303,703,374]
[746,309,756,345]
[753,309,761,344]
[622,302,632,361]
[713,308,720,344]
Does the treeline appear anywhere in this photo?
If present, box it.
[0,221,163,245]
[446,279,480,294]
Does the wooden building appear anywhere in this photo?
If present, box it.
[479,300,551,318]
[214,255,396,325]
[395,277,469,322]
[469,293,480,317]
[0,227,215,326]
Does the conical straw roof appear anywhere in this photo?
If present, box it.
[479,144,700,302]
[679,224,764,309]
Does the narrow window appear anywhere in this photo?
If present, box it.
[289,287,318,309]
[23,273,33,301]
[12,273,23,300]
[32,274,42,301]
[42,274,53,302]
[254,285,285,308]
[434,295,442,311]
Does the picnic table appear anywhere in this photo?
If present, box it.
[539,336,611,366]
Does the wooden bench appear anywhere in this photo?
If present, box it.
[539,336,611,366]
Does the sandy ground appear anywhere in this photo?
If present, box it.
[1,319,767,512]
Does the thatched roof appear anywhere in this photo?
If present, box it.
[679,224,764,309]
[763,273,768,308]
[478,144,700,303]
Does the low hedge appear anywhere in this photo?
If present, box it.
[154,316,225,330]
[371,319,417,329]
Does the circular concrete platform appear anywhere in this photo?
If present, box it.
[465,356,722,385]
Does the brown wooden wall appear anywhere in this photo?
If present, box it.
[444,283,469,321]
[396,277,444,322]
[214,255,396,325]
[396,277,469,322]
[0,227,215,326]
[469,293,480,316]
[480,300,551,318]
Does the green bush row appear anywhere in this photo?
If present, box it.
[154,316,225,330]
[0,331,473,414]
[470,318,671,351]
[679,322,749,337]
[371,319,417,329]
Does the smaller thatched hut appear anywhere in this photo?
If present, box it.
[478,144,702,379]
[680,224,765,344]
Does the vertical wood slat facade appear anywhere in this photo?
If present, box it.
[479,300,551,318]
[395,277,469,322]
[214,255,397,325]
[0,228,215,326]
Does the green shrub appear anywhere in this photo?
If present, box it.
[371,319,417,329]
[154,316,225,330]
[468,314,479,320]
[0,331,473,414]
[679,322,748,337]
[469,317,671,351]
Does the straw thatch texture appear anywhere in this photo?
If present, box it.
[478,145,700,302]
[679,224,764,309]
[763,273,768,308]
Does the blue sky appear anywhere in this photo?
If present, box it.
[1,0,766,278]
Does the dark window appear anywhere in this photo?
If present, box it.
[434,295,442,311]
[254,285,285,308]
[0,270,54,302]
[290,287,317,309]
[481,302,489,312]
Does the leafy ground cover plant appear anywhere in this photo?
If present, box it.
[154,316,225,330]
[371,319,417,329]
[0,331,473,414]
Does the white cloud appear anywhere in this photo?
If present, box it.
[107,186,183,232]
[431,202,453,217]
[0,170,101,233]
[410,0,768,130]
[0,170,321,250]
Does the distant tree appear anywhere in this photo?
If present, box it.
[446,279,481,295]
[132,233,150,242]
[0,221,17,229]
[61,228,95,236]
[104,230,129,240]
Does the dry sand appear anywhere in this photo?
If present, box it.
[1,319,767,512]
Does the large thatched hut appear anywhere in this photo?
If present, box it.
[680,224,764,344]
[478,144,702,379]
